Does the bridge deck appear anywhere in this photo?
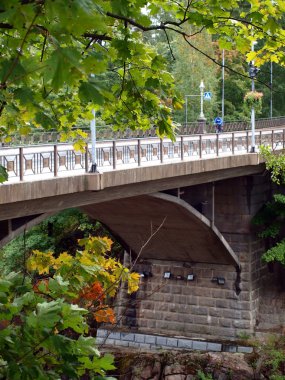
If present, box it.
[0,127,283,184]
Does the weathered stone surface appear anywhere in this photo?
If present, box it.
[112,351,254,380]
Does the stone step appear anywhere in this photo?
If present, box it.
[96,329,253,354]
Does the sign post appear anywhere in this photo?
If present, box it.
[214,117,223,133]
[204,92,212,100]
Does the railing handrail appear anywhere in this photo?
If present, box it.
[0,123,285,150]
[1,126,285,183]
[2,116,285,147]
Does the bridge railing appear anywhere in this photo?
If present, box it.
[1,127,284,182]
[3,116,285,146]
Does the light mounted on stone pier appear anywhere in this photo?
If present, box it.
[139,271,152,278]
[187,274,195,281]
[212,277,225,285]
[163,271,171,279]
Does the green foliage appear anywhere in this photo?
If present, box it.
[0,208,122,274]
[262,240,285,266]
[253,193,285,238]
[255,336,285,379]
[236,331,251,340]
[244,91,263,115]
[256,146,285,267]
[253,193,285,265]
[197,370,213,380]
[0,0,285,142]
[0,229,53,275]
[0,236,139,379]
[259,62,285,118]
[171,28,219,124]
[0,165,8,183]
[260,146,285,185]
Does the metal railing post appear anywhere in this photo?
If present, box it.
[216,134,219,157]
[54,145,58,177]
[85,143,89,172]
[246,131,249,153]
[137,139,141,166]
[271,130,274,149]
[232,132,235,155]
[199,135,202,158]
[19,147,24,181]
[113,140,116,169]
[160,138,163,163]
[180,136,184,161]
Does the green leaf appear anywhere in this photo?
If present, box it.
[97,354,116,371]
[61,304,88,334]
[26,300,63,329]
[0,166,8,184]
[75,335,100,356]
[78,82,105,104]
[0,279,11,293]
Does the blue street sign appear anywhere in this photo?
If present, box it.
[204,92,212,100]
[214,117,223,125]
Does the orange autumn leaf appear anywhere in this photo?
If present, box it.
[94,308,116,324]
[80,281,105,302]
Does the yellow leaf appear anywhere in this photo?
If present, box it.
[173,100,183,110]
[27,250,55,274]
[78,252,95,266]
[246,51,257,62]
[127,272,140,294]
[53,252,73,269]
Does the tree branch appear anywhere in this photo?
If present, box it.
[163,29,175,60]
[40,31,47,62]
[83,33,112,41]
[0,22,13,29]
[119,61,127,99]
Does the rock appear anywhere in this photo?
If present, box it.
[206,352,254,380]
[112,350,254,379]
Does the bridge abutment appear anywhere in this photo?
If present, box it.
[117,174,274,340]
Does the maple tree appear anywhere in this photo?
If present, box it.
[0,236,140,379]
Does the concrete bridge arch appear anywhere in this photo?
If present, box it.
[80,192,239,268]
[1,191,239,269]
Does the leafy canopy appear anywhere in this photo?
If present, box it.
[0,236,140,379]
[0,0,285,143]
[254,147,285,266]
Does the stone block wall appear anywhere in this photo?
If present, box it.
[214,175,272,333]
[117,174,285,339]
[123,259,253,340]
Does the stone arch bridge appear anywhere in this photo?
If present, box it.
[0,128,284,340]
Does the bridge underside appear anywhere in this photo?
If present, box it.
[0,213,54,248]
[81,193,239,267]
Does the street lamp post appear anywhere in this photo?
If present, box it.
[199,80,205,119]
[251,70,255,153]
[184,80,207,133]
[249,42,258,153]
[222,50,225,121]
[89,109,97,172]
[185,95,188,126]
[198,80,206,133]
[270,61,273,118]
